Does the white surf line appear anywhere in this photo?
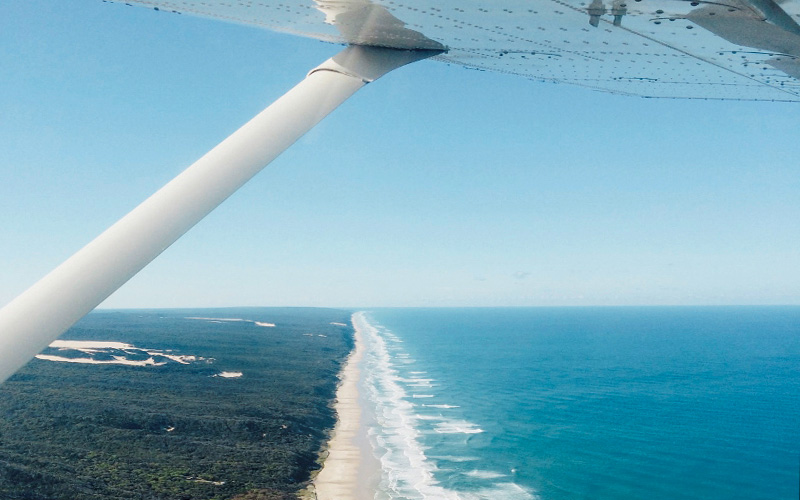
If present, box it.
[314,312,378,500]
[363,316,537,500]
[358,315,467,500]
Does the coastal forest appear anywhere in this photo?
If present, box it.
[0,307,353,499]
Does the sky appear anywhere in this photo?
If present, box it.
[1,0,799,309]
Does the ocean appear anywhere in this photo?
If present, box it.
[356,307,800,500]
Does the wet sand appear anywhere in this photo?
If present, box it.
[313,312,380,500]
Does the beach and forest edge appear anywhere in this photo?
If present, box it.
[0,306,797,499]
[314,307,799,500]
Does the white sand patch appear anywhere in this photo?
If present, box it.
[35,354,166,366]
[214,371,243,378]
[50,340,134,350]
[38,340,208,368]
[186,477,225,486]
[157,354,197,365]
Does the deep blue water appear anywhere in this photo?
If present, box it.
[359,307,800,500]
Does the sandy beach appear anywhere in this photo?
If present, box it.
[313,312,380,500]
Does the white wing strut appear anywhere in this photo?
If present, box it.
[0,45,439,384]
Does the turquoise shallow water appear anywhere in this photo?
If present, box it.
[359,307,800,500]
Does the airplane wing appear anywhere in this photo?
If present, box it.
[2,0,798,382]
[113,0,800,101]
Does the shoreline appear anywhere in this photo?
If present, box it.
[312,312,380,500]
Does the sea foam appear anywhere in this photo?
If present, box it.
[358,312,536,500]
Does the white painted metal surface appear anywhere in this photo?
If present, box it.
[111,0,800,100]
[0,45,438,384]
[4,0,798,381]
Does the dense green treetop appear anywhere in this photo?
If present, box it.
[0,307,353,500]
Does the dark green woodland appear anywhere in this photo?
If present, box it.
[0,308,354,500]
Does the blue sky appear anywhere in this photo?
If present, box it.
[1,0,798,308]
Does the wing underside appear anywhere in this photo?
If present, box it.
[108,0,800,101]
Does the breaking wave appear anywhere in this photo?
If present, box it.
[357,312,536,500]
